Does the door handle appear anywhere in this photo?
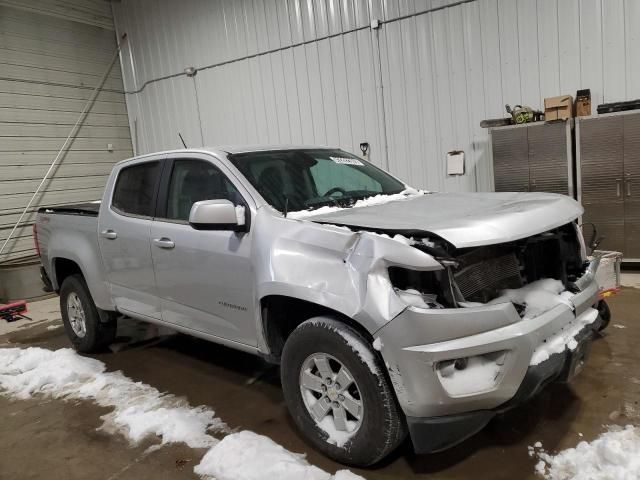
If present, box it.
[153,237,175,249]
[616,179,622,197]
[100,229,117,240]
[627,179,632,197]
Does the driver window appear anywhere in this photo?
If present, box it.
[165,159,241,221]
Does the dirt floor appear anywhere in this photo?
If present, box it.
[1,288,639,479]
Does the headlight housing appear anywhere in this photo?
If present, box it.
[388,267,453,308]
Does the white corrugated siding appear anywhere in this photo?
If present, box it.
[112,0,640,194]
[0,6,133,261]
[0,0,114,30]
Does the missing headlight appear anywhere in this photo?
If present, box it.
[388,267,453,308]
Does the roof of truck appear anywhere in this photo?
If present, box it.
[214,145,334,154]
[116,145,339,166]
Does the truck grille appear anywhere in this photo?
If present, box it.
[454,252,522,303]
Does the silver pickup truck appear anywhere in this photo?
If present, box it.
[35,146,609,467]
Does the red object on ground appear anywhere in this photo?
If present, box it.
[0,300,30,322]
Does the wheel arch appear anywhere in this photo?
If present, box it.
[53,257,84,290]
[260,294,373,363]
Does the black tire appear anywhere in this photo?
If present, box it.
[597,299,611,331]
[59,274,117,353]
[281,317,407,467]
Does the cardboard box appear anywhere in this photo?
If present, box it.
[544,95,573,121]
[575,89,591,116]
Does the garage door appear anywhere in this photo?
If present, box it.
[0,4,133,262]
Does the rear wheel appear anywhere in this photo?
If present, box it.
[281,317,406,466]
[60,274,117,353]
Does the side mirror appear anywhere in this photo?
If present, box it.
[189,199,246,231]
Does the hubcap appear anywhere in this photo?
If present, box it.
[299,353,363,437]
[66,292,87,338]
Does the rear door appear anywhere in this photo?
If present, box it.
[98,157,164,319]
[149,153,256,345]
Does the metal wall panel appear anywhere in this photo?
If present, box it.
[0,6,133,261]
[112,0,637,195]
[623,113,640,258]
[0,0,114,30]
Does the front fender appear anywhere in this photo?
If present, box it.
[254,212,443,336]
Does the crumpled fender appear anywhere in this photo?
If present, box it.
[253,211,443,338]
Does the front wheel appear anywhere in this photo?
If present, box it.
[597,299,611,331]
[60,274,117,353]
[281,317,406,467]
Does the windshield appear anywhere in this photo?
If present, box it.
[228,149,406,213]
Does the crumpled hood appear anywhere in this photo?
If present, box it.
[309,192,583,248]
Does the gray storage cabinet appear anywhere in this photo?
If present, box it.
[490,121,574,196]
[577,112,640,259]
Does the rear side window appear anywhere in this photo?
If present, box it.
[112,161,160,217]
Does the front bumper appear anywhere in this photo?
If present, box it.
[375,263,600,452]
[406,324,598,453]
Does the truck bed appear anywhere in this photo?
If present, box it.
[36,203,101,294]
[37,202,100,217]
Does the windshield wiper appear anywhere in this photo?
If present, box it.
[303,197,341,210]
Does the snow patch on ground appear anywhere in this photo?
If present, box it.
[530,307,599,366]
[287,188,425,219]
[0,347,226,448]
[531,425,640,479]
[489,279,573,320]
[613,324,627,329]
[195,430,364,480]
[438,355,501,397]
[0,347,364,480]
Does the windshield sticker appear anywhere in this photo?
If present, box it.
[330,156,364,166]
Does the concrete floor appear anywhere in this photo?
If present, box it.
[1,289,639,479]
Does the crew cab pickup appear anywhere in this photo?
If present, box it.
[35,146,609,466]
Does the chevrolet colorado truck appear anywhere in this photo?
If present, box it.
[35,146,609,466]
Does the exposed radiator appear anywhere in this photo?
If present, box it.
[454,252,522,303]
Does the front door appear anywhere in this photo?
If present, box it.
[150,156,256,346]
[98,158,163,319]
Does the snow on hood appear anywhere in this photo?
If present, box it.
[287,187,425,219]
[305,191,583,248]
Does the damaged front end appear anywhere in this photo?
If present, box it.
[387,222,588,313]
[371,221,602,453]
